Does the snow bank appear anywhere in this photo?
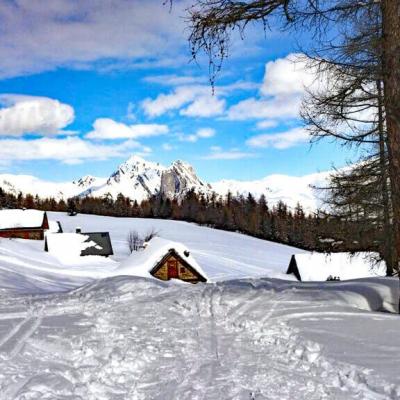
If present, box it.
[0,209,45,229]
[117,236,209,281]
[291,252,387,281]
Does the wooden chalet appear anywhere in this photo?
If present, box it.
[118,237,208,284]
[150,248,206,283]
[0,209,49,240]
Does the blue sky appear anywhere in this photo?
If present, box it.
[0,0,357,182]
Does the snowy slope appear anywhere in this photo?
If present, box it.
[212,171,330,210]
[0,213,398,398]
[0,156,330,209]
[0,212,305,293]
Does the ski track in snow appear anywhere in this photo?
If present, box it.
[0,279,397,400]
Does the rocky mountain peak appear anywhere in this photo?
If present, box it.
[73,175,98,188]
[160,159,212,199]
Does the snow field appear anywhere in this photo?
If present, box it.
[0,212,399,399]
[0,277,398,399]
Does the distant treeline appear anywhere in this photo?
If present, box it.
[0,187,381,254]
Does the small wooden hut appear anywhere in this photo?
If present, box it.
[118,237,208,284]
[0,209,49,240]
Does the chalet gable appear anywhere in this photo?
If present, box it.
[150,248,207,283]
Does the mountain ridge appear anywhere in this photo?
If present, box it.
[0,156,329,210]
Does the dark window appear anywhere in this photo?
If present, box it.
[180,267,186,273]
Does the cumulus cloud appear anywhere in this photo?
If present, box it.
[86,118,169,140]
[0,136,144,164]
[246,127,310,149]
[227,53,321,122]
[0,0,188,79]
[260,54,317,97]
[0,95,74,136]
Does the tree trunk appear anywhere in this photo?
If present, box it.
[377,79,394,275]
[380,0,400,275]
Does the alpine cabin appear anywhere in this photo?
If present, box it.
[118,237,208,284]
[0,209,49,240]
[45,231,113,257]
[287,252,387,282]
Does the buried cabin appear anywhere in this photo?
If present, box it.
[45,230,114,257]
[0,209,49,240]
[119,237,208,284]
[287,252,387,282]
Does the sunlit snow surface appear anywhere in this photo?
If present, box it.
[0,213,399,399]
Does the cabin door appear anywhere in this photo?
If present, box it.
[167,259,178,279]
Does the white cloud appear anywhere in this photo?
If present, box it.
[178,127,216,142]
[246,127,310,149]
[261,53,317,97]
[226,53,322,122]
[142,85,210,117]
[0,136,143,164]
[0,95,74,136]
[256,120,278,129]
[196,128,216,138]
[0,0,188,79]
[227,96,301,120]
[180,96,226,117]
[202,147,257,160]
[142,81,252,118]
[86,118,169,140]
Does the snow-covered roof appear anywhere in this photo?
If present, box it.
[290,252,387,281]
[118,237,209,282]
[0,209,46,230]
[45,233,102,264]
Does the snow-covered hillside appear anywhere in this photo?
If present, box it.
[212,171,329,210]
[0,212,306,293]
[0,213,399,399]
[0,155,329,209]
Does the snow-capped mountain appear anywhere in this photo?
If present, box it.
[0,156,213,203]
[0,155,330,210]
[160,160,213,199]
[87,156,166,203]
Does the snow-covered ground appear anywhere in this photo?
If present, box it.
[0,212,399,399]
[0,212,305,294]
